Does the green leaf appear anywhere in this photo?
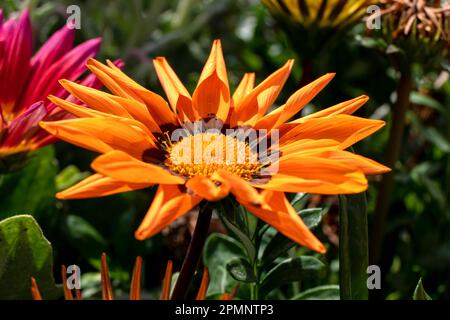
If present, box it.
[290,193,310,211]
[0,215,60,299]
[203,233,245,295]
[292,285,340,300]
[64,215,107,262]
[355,35,387,50]
[261,207,324,268]
[0,147,57,220]
[219,205,256,263]
[55,165,89,191]
[410,92,444,112]
[260,256,325,298]
[409,113,450,153]
[386,44,402,55]
[338,193,369,300]
[260,233,295,269]
[422,127,450,153]
[299,208,325,230]
[226,258,257,283]
[413,278,432,300]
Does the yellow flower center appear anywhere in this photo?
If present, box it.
[164,132,261,180]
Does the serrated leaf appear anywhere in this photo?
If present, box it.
[0,215,60,299]
[292,285,340,300]
[226,258,257,283]
[413,278,432,300]
[260,256,325,298]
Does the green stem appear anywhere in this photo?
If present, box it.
[171,204,212,300]
[339,193,369,300]
[370,73,413,265]
[250,260,260,300]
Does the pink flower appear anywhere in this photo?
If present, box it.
[0,8,110,166]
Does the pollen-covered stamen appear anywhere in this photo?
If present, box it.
[164,132,262,180]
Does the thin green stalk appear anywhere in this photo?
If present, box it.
[339,193,369,300]
[251,263,260,300]
[370,73,413,265]
[171,204,212,300]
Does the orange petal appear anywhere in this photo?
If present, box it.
[279,114,386,150]
[40,117,156,158]
[87,58,177,126]
[295,95,370,122]
[251,105,284,131]
[239,190,326,253]
[213,170,264,205]
[59,80,161,132]
[186,176,230,201]
[30,277,42,300]
[317,150,391,175]
[101,253,113,300]
[160,260,173,300]
[232,60,294,126]
[256,155,368,194]
[192,40,230,122]
[61,265,74,300]
[220,284,240,300]
[59,80,131,117]
[255,73,335,129]
[195,268,209,300]
[135,184,203,240]
[91,150,185,185]
[48,95,102,118]
[48,95,159,134]
[279,139,340,156]
[56,173,149,200]
[153,57,197,122]
[130,256,142,300]
[232,73,255,107]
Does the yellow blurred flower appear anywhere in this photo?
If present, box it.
[263,0,376,29]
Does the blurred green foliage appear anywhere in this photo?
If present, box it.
[1,0,449,299]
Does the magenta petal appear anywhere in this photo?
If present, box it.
[18,37,102,111]
[0,9,32,114]
[3,102,49,147]
[28,24,75,85]
[18,24,76,110]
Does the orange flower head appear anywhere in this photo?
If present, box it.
[40,40,390,254]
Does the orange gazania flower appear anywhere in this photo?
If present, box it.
[40,40,389,254]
